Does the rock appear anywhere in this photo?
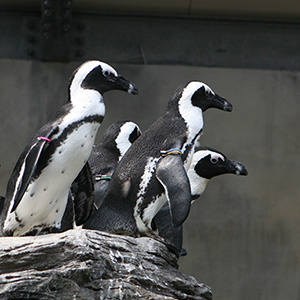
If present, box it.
[0,229,212,300]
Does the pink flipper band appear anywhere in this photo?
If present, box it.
[38,136,51,142]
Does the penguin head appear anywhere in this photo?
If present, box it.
[175,81,232,113]
[97,120,142,158]
[69,60,138,99]
[193,147,248,178]
[188,146,247,198]
[114,120,142,158]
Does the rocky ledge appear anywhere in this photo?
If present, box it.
[0,229,212,300]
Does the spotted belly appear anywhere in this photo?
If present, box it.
[4,122,99,236]
[138,193,167,234]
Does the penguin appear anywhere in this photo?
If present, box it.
[0,60,138,236]
[60,120,142,231]
[153,146,248,255]
[89,120,142,210]
[83,81,232,237]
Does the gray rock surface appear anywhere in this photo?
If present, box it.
[0,229,212,300]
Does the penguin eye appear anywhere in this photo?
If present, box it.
[103,70,110,77]
[210,157,218,164]
[205,89,210,96]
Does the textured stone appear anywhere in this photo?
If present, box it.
[0,229,212,300]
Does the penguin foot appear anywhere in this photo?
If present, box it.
[143,228,161,240]
[143,229,182,257]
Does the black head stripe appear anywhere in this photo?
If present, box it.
[81,66,106,93]
[195,155,228,179]
[195,156,215,179]
[191,87,209,111]
[129,126,141,144]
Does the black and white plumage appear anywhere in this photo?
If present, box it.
[83,81,232,237]
[77,121,141,230]
[89,120,142,209]
[61,120,142,231]
[187,146,247,199]
[153,146,248,254]
[0,60,138,236]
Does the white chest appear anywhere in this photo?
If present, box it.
[4,122,100,236]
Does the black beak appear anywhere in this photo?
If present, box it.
[211,94,233,112]
[113,75,138,95]
[224,159,248,176]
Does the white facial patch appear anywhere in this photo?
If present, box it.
[191,150,225,165]
[70,60,118,98]
[183,81,215,98]
[115,122,141,159]
[187,150,223,198]
[178,82,212,165]
[70,61,102,95]
[187,167,209,198]
[188,150,212,196]
[203,83,215,95]
[99,62,118,78]
[210,153,225,162]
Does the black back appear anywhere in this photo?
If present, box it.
[83,109,190,235]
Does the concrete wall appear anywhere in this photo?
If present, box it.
[0,59,299,300]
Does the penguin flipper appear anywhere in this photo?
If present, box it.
[10,139,49,213]
[156,154,192,228]
[0,196,5,215]
[71,162,94,226]
[153,202,184,251]
[93,179,111,209]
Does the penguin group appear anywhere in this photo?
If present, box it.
[0,60,247,257]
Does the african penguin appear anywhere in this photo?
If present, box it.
[153,146,248,255]
[83,81,232,238]
[60,120,142,231]
[89,120,142,209]
[0,60,138,236]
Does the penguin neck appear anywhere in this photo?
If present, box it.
[115,139,131,160]
[177,93,203,168]
[188,168,209,199]
[115,125,135,159]
[70,86,103,108]
[63,88,105,126]
[188,150,212,197]
[178,95,204,143]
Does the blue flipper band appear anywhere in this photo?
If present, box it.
[160,148,182,157]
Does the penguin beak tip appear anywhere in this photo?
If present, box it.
[128,83,138,95]
[236,167,248,176]
[223,102,233,112]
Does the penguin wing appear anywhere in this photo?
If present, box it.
[156,154,192,228]
[153,202,184,253]
[10,138,50,212]
[0,196,5,215]
[70,162,94,226]
[93,178,111,210]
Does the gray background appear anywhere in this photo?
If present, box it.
[0,59,299,299]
